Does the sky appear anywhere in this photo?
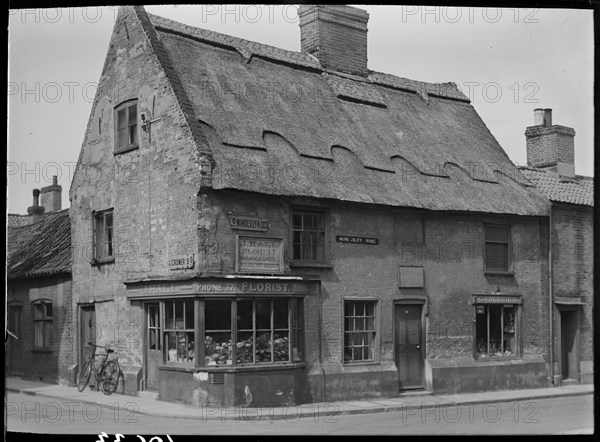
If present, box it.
[7,5,594,214]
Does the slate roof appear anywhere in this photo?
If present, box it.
[7,209,71,279]
[519,167,594,207]
[7,214,32,228]
[139,9,550,216]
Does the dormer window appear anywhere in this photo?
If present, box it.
[115,100,138,154]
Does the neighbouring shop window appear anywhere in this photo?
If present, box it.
[93,209,114,262]
[161,298,303,367]
[114,100,138,153]
[484,224,510,272]
[475,304,517,358]
[291,210,326,261]
[344,301,376,363]
[33,300,53,349]
[164,299,195,365]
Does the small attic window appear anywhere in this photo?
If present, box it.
[114,100,138,154]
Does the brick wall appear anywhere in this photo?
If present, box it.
[70,7,203,369]
[552,204,594,362]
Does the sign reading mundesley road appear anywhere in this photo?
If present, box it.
[336,235,379,245]
[235,236,284,274]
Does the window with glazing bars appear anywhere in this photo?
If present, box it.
[291,210,325,261]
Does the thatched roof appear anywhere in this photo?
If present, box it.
[142,10,549,216]
[7,209,71,280]
[519,167,593,207]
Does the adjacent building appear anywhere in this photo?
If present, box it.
[519,108,594,386]
[68,5,554,406]
[7,178,75,385]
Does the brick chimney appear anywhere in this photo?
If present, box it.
[27,189,45,223]
[525,108,575,177]
[298,5,369,77]
[40,175,62,212]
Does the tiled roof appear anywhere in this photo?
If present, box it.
[7,209,71,279]
[132,8,550,216]
[519,167,593,207]
[7,214,32,228]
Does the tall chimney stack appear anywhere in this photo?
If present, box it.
[40,175,62,212]
[298,5,369,77]
[525,109,575,177]
[27,189,45,223]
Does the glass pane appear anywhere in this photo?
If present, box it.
[34,304,43,320]
[166,331,193,363]
[353,347,362,361]
[366,316,374,331]
[166,302,175,329]
[35,322,43,346]
[45,303,52,318]
[485,225,508,242]
[255,300,271,330]
[344,302,352,317]
[128,104,137,125]
[236,331,254,364]
[344,346,352,362]
[273,299,288,329]
[475,306,488,356]
[314,213,324,229]
[237,299,253,330]
[204,331,232,365]
[303,214,314,229]
[117,129,126,149]
[255,331,272,363]
[149,306,156,327]
[355,318,365,331]
[485,243,508,270]
[273,331,289,362]
[354,302,365,317]
[149,329,157,350]
[129,125,138,146]
[352,333,364,346]
[175,301,184,328]
[184,299,194,329]
[205,300,230,330]
[366,302,374,317]
[117,108,127,129]
[292,214,302,229]
[489,305,502,356]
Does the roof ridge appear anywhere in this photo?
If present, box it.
[147,11,469,102]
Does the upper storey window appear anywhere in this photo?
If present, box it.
[115,100,138,154]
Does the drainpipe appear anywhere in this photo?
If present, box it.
[318,283,326,402]
[548,210,554,386]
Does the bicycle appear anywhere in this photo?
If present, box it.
[77,342,121,395]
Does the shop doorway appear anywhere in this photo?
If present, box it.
[144,303,162,390]
[559,308,580,381]
[394,303,424,390]
[8,305,23,375]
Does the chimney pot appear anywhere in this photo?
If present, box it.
[40,177,62,212]
[28,189,45,223]
[543,108,552,126]
[533,108,544,126]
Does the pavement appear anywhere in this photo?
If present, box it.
[5,375,594,421]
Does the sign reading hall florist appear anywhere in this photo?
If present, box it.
[235,235,284,274]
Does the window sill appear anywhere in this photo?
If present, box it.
[484,270,515,276]
[114,145,139,155]
[474,355,520,362]
[31,347,53,353]
[289,261,333,269]
[342,360,379,367]
[91,257,115,266]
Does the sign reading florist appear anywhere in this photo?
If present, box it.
[235,236,284,274]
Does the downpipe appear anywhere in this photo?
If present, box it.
[548,211,554,386]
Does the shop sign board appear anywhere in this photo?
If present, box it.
[235,236,284,274]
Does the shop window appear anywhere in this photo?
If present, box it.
[291,209,326,262]
[204,300,233,365]
[93,209,114,263]
[344,301,376,363]
[475,304,517,358]
[484,224,510,272]
[114,100,138,153]
[164,299,194,365]
[33,300,53,349]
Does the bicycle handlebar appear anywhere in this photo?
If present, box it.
[87,342,113,351]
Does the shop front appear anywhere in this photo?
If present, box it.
[125,276,319,407]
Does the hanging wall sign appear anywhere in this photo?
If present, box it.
[228,215,270,232]
[235,236,284,274]
[335,235,379,245]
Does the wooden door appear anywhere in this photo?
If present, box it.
[80,305,96,366]
[395,304,423,389]
[560,309,580,380]
[145,303,162,390]
[8,306,23,374]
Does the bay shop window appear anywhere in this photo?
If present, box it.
[157,298,304,367]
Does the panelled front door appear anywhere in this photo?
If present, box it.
[80,305,96,367]
[145,303,162,390]
[395,303,423,390]
[8,306,24,374]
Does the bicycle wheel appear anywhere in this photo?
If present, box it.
[77,361,92,392]
[100,360,120,395]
